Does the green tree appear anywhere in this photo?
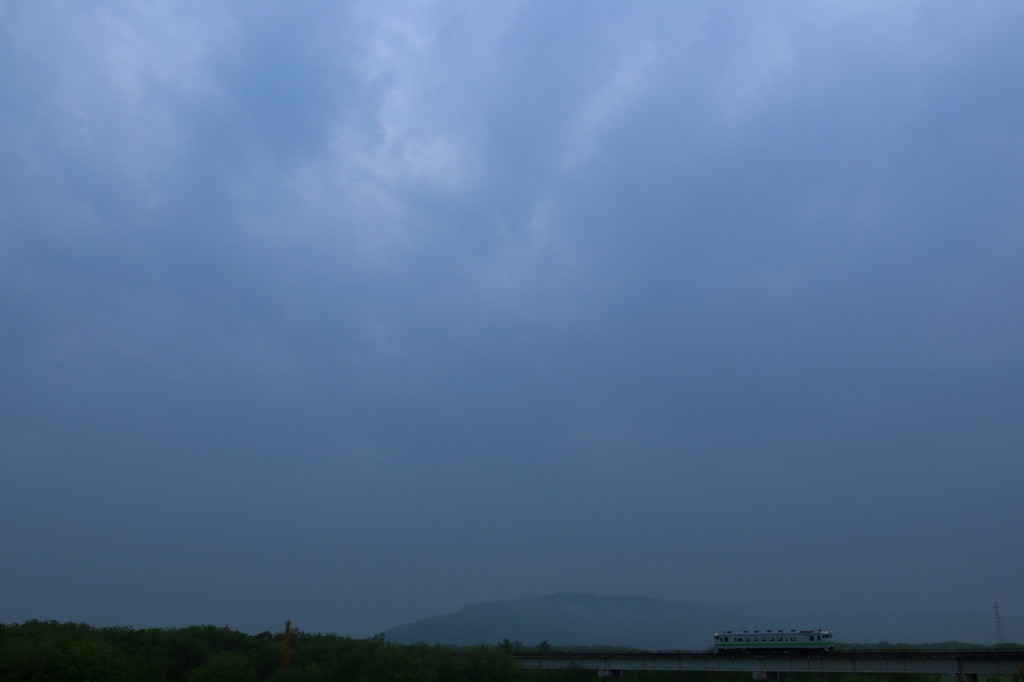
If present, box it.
[462,645,520,682]
[0,632,132,682]
[264,663,330,682]
[186,651,257,682]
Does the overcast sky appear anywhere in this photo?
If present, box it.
[2,1,1023,638]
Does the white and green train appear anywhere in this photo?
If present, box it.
[713,629,834,653]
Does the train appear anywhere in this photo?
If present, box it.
[713,629,834,653]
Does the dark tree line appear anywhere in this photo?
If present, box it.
[0,621,526,682]
[0,620,1018,682]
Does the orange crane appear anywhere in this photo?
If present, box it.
[282,619,292,667]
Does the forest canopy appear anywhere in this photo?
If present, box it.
[0,620,1016,682]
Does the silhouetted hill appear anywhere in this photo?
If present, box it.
[385,593,1018,649]
[386,593,718,649]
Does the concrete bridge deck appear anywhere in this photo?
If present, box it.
[514,649,1024,678]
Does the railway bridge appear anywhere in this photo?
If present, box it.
[513,649,1024,680]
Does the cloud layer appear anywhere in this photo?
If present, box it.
[3,1,1023,636]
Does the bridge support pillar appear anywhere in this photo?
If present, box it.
[753,672,780,681]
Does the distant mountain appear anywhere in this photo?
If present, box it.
[386,593,718,649]
[385,593,1018,649]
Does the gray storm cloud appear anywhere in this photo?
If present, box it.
[2,0,1022,635]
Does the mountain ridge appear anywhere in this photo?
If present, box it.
[384,593,1016,649]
